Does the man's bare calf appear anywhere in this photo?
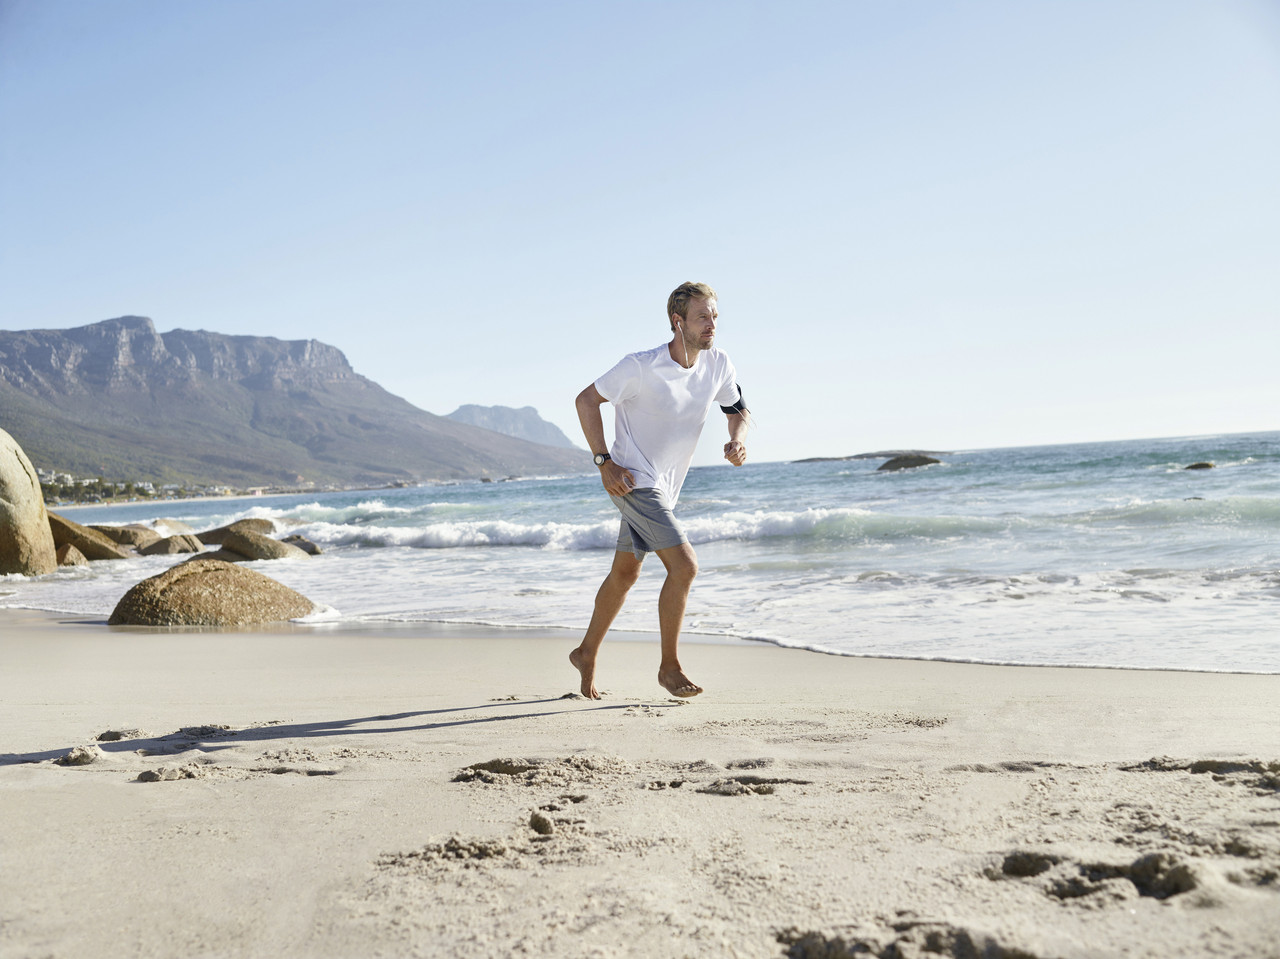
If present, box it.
[569,551,642,699]
[654,543,701,697]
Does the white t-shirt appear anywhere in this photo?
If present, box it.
[595,343,739,503]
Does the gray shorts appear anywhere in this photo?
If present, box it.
[611,488,688,559]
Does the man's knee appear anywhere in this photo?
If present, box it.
[679,557,699,583]
[660,545,698,584]
[608,554,643,590]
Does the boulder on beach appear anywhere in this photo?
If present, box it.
[56,543,88,567]
[222,529,310,561]
[139,534,205,556]
[878,455,942,472]
[107,558,317,626]
[197,518,275,545]
[91,524,163,551]
[0,427,58,576]
[281,534,323,555]
[184,548,248,564]
[1184,462,1215,470]
[47,511,132,561]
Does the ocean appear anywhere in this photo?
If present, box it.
[5,431,1278,674]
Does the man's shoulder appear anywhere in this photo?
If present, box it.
[609,343,670,371]
[596,346,663,397]
[633,343,670,363]
[701,346,734,373]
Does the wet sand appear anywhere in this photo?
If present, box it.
[1,608,1277,958]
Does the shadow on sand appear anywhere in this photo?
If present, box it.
[0,696,684,766]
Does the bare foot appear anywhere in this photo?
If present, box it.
[569,647,600,699]
[658,666,702,698]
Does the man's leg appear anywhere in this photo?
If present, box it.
[654,542,702,698]
[570,549,643,699]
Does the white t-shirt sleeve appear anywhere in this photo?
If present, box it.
[714,356,739,408]
[595,354,642,404]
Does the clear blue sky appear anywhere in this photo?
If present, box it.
[2,0,1277,464]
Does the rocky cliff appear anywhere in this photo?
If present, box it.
[0,316,355,395]
[0,317,587,486]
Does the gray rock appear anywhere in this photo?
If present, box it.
[197,518,275,545]
[281,534,322,555]
[878,455,942,472]
[56,543,88,567]
[47,510,131,561]
[0,427,58,576]
[221,529,309,561]
[107,558,317,626]
[793,449,951,464]
[139,533,205,556]
[1184,462,1215,470]
[184,547,248,564]
[91,524,162,550]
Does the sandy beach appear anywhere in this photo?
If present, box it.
[1,609,1277,959]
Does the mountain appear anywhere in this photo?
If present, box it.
[0,317,588,487]
[445,404,581,449]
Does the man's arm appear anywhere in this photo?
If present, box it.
[575,383,636,495]
[724,411,748,466]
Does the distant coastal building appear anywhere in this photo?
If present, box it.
[36,468,74,485]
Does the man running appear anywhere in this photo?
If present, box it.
[570,281,749,699]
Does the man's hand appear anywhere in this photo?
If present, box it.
[724,441,747,466]
[599,459,637,496]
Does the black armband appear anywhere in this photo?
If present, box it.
[720,385,748,416]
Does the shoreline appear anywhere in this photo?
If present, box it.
[4,607,1278,676]
[25,444,1279,676]
[46,473,596,512]
[49,489,332,511]
[2,608,1277,957]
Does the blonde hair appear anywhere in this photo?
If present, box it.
[667,281,717,332]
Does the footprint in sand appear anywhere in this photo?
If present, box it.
[1120,756,1280,795]
[778,920,1044,959]
[696,774,813,796]
[96,728,149,742]
[983,846,1278,906]
[452,756,637,786]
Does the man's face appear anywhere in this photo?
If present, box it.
[679,296,718,349]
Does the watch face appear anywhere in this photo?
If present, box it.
[594,453,608,466]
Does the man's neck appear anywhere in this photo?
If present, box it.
[668,335,700,369]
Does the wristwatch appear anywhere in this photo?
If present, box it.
[593,452,611,467]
